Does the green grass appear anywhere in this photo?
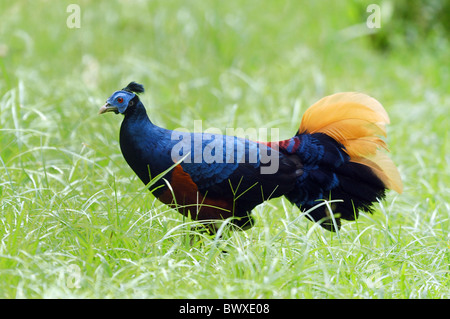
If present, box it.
[0,0,449,298]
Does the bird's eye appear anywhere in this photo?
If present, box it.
[117,97,124,103]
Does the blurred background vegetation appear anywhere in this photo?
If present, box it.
[1,0,448,191]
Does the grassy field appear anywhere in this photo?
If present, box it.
[0,0,448,299]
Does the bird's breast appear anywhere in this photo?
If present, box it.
[158,165,234,221]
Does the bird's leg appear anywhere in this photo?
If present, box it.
[230,212,256,231]
[187,222,230,253]
[186,222,216,247]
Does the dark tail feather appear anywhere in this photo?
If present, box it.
[285,92,402,231]
[301,161,386,231]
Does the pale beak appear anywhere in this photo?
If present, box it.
[99,103,119,114]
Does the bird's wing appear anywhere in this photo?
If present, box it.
[170,132,297,201]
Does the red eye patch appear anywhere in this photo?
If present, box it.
[117,97,124,103]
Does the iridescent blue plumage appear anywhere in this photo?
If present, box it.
[100,82,400,232]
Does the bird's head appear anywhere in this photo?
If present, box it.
[99,82,145,115]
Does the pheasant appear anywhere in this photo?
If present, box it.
[99,82,402,232]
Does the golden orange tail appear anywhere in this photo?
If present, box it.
[299,92,403,194]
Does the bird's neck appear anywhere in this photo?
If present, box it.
[123,100,152,124]
[120,100,156,148]
[120,100,162,187]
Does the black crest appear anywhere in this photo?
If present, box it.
[123,82,145,94]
